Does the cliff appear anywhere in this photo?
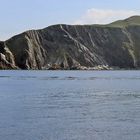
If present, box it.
[1,16,140,70]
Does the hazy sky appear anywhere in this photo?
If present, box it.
[0,0,140,40]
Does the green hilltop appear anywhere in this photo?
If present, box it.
[108,16,140,28]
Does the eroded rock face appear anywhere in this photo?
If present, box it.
[0,41,17,69]
[1,16,140,70]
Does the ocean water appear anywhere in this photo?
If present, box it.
[0,70,140,140]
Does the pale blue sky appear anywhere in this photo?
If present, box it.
[0,0,140,40]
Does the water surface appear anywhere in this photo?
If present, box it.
[0,70,140,140]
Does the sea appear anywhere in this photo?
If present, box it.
[0,70,140,140]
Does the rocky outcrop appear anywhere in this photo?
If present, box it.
[0,41,17,69]
[1,16,140,70]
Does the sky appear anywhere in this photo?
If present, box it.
[0,0,140,40]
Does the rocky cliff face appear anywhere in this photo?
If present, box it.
[0,41,17,69]
[1,16,140,70]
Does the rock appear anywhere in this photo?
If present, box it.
[0,41,17,69]
[1,16,140,70]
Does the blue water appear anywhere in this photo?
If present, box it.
[0,70,140,140]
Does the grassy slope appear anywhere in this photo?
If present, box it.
[107,16,140,28]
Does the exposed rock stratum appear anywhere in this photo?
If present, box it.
[1,16,140,70]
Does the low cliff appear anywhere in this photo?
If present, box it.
[1,16,140,70]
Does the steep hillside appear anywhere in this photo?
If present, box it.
[1,16,140,70]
